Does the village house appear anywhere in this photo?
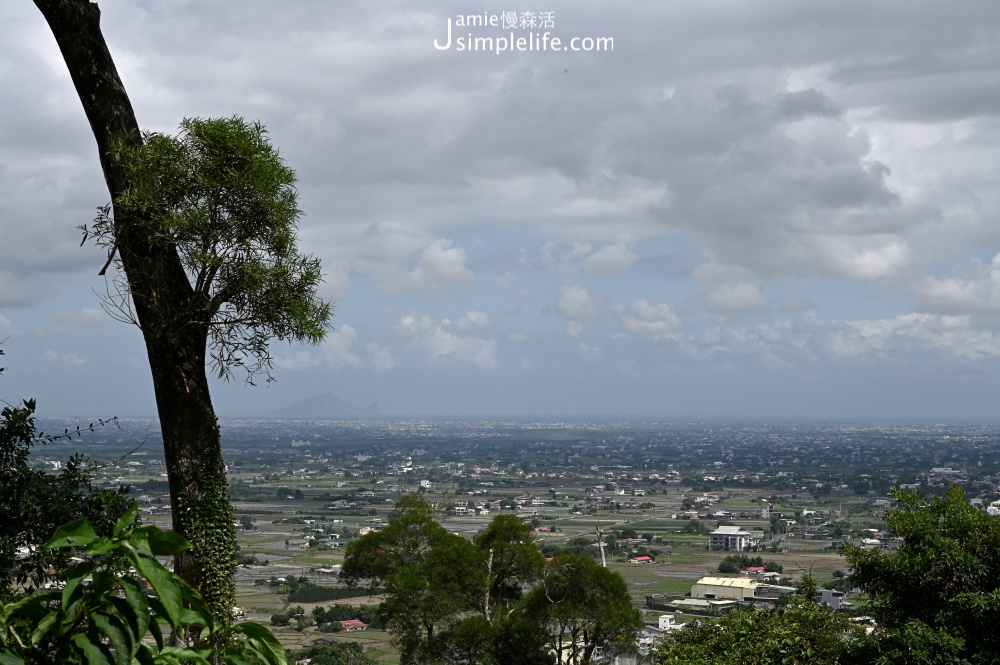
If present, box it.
[658,615,682,631]
[340,619,368,632]
[708,525,760,551]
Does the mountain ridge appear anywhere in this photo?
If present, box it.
[271,392,381,418]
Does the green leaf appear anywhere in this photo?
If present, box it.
[71,632,114,665]
[232,622,287,665]
[115,577,150,640]
[177,577,214,631]
[45,518,99,548]
[145,595,168,650]
[113,502,140,538]
[132,554,184,631]
[62,561,96,611]
[4,591,55,620]
[134,644,156,665]
[0,654,26,665]
[29,611,59,645]
[129,526,191,557]
[180,607,209,628]
[223,655,254,665]
[93,613,132,665]
[157,646,212,665]
[82,537,116,556]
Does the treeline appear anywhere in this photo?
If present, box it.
[290,642,376,665]
[256,575,374,603]
[717,555,783,574]
[289,585,373,603]
[312,603,385,631]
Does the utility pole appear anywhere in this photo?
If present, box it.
[596,527,607,567]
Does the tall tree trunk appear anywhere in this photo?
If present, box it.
[33,0,236,621]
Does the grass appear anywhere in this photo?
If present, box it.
[647,577,701,594]
[290,555,342,565]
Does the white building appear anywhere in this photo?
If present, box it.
[658,615,682,631]
[708,525,759,551]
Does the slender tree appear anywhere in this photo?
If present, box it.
[32,0,330,621]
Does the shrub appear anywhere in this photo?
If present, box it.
[0,506,286,665]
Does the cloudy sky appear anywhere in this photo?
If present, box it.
[3,1,1000,420]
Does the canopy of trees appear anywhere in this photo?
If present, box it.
[0,348,132,602]
[717,555,782,574]
[91,116,330,383]
[341,496,641,665]
[844,486,1000,664]
[653,588,861,665]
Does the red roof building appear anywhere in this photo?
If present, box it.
[340,620,368,632]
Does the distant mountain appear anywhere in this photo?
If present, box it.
[272,393,381,418]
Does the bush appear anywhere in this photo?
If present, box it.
[0,508,286,665]
[717,555,782,574]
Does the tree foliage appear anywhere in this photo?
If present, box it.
[717,555,782,575]
[341,496,638,664]
[0,508,286,665]
[474,514,545,620]
[89,116,331,382]
[290,641,376,665]
[655,488,1000,665]
[341,496,486,664]
[653,598,862,665]
[521,554,643,665]
[843,486,1000,664]
[0,349,131,602]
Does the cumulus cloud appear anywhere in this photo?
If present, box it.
[848,313,998,359]
[581,240,638,276]
[366,342,399,371]
[318,225,472,301]
[42,349,86,367]
[394,313,498,371]
[618,299,681,337]
[274,325,361,370]
[455,310,491,332]
[319,325,363,367]
[556,285,602,320]
[667,311,1000,368]
[408,239,473,295]
[920,254,1000,314]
